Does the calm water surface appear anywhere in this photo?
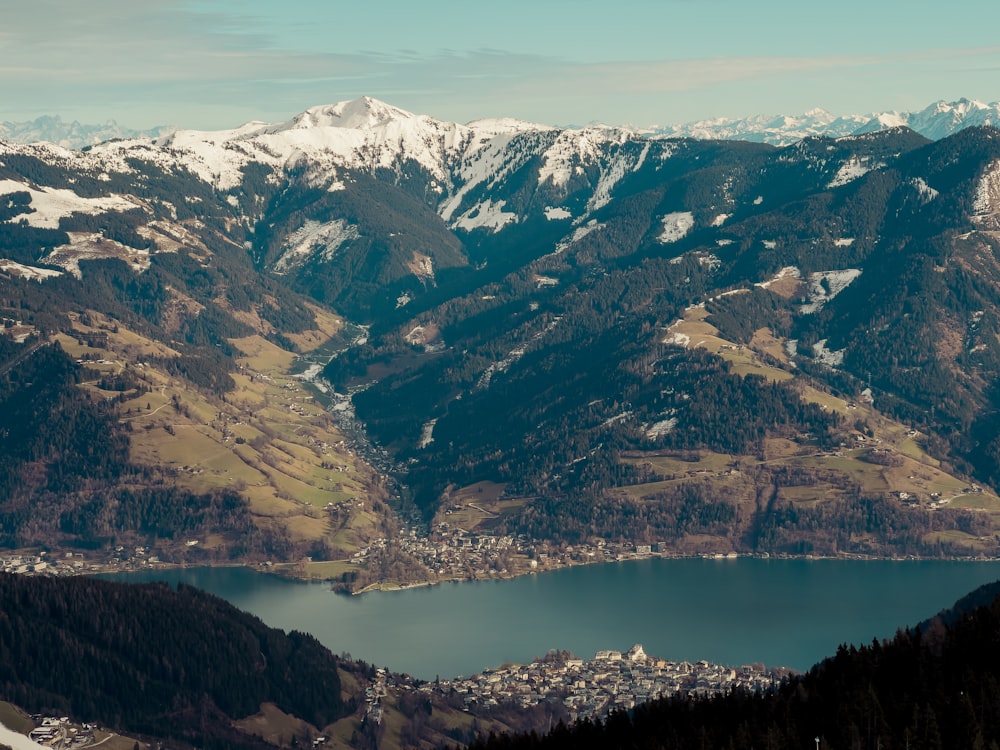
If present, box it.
[107,558,999,680]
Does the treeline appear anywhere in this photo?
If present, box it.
[59,487,254,542]
[469,586,1000,750]
[501,484,738,545]
[0,573,350,748]
[752,495,992,557]
[499,479,988,557]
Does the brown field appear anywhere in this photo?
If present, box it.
[92,733,152,750]
[281,304,343,353]
[234,702,314,747]
[0,701,33,733]
[434,482,529,533]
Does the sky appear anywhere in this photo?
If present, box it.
[2,0,1000,131]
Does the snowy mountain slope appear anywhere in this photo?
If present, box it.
[88,97,559,196]
[0,96,995,326]
[78,97,672,262]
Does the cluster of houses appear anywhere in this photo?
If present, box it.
[1,547,163,578]
[420,644,787,722]
[350,520,669,586]
[27,716,96,747]
[363,667,391,726]
[350,527,523,581]
[0,553,58,575]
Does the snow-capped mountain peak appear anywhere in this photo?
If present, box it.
[287,96,416,131]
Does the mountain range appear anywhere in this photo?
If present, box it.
[652,97,1000,144]
[3,97,998,150]
[0,115,169,150]
[2,95,1000,572]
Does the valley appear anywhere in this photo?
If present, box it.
[3,98,1000,590]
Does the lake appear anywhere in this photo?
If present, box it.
[106,557,999,680]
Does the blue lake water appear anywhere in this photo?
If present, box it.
[106,557,1000,680]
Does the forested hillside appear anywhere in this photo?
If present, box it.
[0,572,352,748]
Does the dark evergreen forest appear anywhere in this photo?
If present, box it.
[0,573,351,749]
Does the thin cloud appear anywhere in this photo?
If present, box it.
[2,0,1000,128]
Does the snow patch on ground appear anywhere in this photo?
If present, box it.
[0,259,63,281]
[418,418,438,448]
[273,219,360,274]
[833,237,856,247]
[537,127,628,188]
[295,364,324,383]
[0,721,46,750]
[697,252,722,270]
[828,157,882,188]
[910,177,939,203]
[753,196,764,205]
[812,339,845,367]
[545,206,572,220]
[408,252,435,281]
[658,212,695,243]
[0,178,138,229]
[553,220,602,254]
[762,240,777,249]
[475,316,563,391]
[404,325,426,345]
[711,213,730,227]
[602,411,633,428]
[718,288,749,298]
[454,199,517,232]
[973,160,1000,218]
[800,269,862,313]
[645,417,678,438]
[46,232,152,277]
[586,139,651,213]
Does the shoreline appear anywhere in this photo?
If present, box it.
[265,546,1000,595]
[9,545,999,594]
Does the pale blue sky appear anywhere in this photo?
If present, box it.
[2,0,999,129]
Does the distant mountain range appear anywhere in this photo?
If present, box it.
[3,98,998,150]
[651,97,1000,144]
[0,114,170,149]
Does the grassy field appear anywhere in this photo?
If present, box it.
[234,702,315,747]
[433,482,532,533]
[666,307,794,383]
[58,311,391,559]
[269,559,362,580]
